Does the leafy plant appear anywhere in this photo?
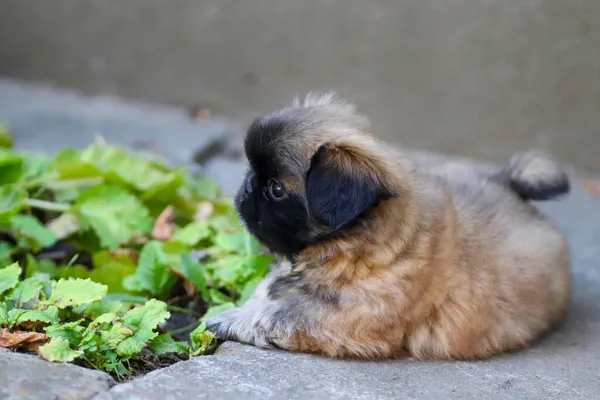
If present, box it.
[0,123,274,379]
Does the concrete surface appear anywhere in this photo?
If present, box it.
[1,1,600,172]
[0,348,116,400]
[1,78,599,399]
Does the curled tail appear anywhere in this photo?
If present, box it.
[491,150,570,201]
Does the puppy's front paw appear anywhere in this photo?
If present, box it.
[206,308,243,341]
[205,307,284,350]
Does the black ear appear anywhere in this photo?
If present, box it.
[306,145,383,231]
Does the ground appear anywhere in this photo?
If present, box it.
[0,79,598,400]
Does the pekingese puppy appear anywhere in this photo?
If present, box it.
[206,93,572,360]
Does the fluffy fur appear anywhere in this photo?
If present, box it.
[206,92,572,360]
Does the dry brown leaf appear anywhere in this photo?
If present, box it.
[194,202,214,222]
[183,280,196,297]
[152,206,175,241]
[0,328,48,349]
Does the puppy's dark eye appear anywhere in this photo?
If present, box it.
[267,179,286,201]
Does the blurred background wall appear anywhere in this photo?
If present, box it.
[1,0,599,171]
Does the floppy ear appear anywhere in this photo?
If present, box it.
[306,145,383,231]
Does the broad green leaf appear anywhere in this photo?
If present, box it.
[121,275,146,293]
[131,241,170,295]
[89,312,118,327]
[0,121,13,148]
[115,329,158,357]
[100,323,134,349]
[10,214,57,249]
[189,321,215,356]
[24,254,58,279]
[209,212,244,231]
[208,289,233,305]
[102,294,149,304]
[48,278,108,308]
[21,153,53,182]
[89,251,137,294]
[0,149,23,185]
[187,175,221,200]
[9,306,59,327]
[45,319,85,345]
[0,241,13,266]
[172,221,211,246]
[74,185,152,250]
[180,253,210,301]
[78,145,185,197]
[51,159,103,180]
[0,185,27,220]
[0,262,21,296]
[9,276,43,306]
[214,231,262,255]
[122,299,170,332]
[39,337,83,362]
[75,300,129,319]
[0,303,7,325]
[116,300,169,356]
[150,333,188,356]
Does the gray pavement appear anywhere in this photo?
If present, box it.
[0,78,599,399]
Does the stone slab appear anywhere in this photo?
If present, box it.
[0,348,115,400]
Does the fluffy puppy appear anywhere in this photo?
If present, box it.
[206,93,572,360]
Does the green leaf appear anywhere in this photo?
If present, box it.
[172,221,211,246]
[74,185,152,250]
[78,145,185,198]
[89,251,137,294]
[0,303,7,326]
[208,289,233,305]
[9,276,43,306]
[115,329,158,357]
[10,214,58,249]
[45,319,85,345]
[122,299,170,332]
[0,149,23,185]
[39,337,83,362]
[150,333,188,356]
[0,242,13,268]
[0,185,27,220]
[214,231,262,255]
[180,253,210,301]
[48,278,108,308]
[9,306,59,327]
[24,255,58,279]
[0,262,21,296]
[101,323,134,349]
[0,120,14,148]
[189,321,215,356]
[187,175,221,200]
[130,241,171,295]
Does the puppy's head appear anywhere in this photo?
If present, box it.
[235,93,407,258]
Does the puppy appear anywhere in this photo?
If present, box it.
[206,93,572,360]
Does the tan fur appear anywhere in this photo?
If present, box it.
[207,93,572,361]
